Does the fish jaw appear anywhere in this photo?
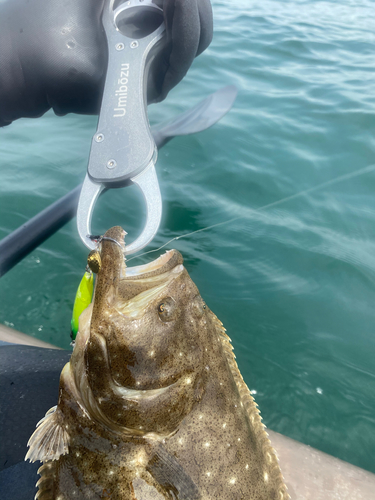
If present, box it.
[90,226,126,318]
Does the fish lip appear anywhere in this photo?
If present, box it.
[124,249,183,279]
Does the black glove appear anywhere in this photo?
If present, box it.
[0,0,213,127]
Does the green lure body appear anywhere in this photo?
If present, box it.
[70,271,94,340]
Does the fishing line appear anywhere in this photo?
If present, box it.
[126,163,375,263]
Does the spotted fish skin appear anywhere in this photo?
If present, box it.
[26,226,289,500]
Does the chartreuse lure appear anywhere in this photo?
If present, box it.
[70,270,94,341]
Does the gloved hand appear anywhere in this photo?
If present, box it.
[0,0,213,127]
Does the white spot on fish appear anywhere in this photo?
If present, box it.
[238,438,241,442]
[251,389,257,395]
[204,442,210,448]
[135,450,146,466]
[264,472,269,482]
[178,438,184,445]
[179,352,183,357]
[206,472,211,477]
[149,351,154,357]
[109,470,114,475]
[223,423,227,429]
[245,464,249,470]
[229,478,236,485]
[186,378,192,384]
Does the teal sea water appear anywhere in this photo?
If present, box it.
[1,0,375,474]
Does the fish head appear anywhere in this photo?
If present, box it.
[80,227,210,435]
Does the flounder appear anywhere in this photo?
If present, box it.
[26,226,289,500]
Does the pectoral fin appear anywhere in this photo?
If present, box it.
[25,405,69,463]
[146,445,201,500]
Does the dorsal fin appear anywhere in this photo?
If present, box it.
[35,461,58,500]
[25,406,69,464]
[211,312,290,500]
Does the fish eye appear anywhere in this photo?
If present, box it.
[157,297,176,322]
[191,296,206,318]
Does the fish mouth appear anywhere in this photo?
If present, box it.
[115,249,185,307]
[100,226,183,280]
[124,248,184,279]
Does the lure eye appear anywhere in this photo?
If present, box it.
[158,297,176,322]
[87,250,101,274]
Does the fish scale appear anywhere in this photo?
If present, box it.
[26,226,289,500]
